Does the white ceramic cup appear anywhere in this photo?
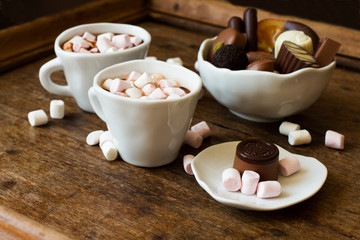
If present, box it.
[88,60,202,167]
[39,23,151,112]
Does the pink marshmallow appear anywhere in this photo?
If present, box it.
[89,47,99,53]
[82,31,96,42]
[190,121,211,139]
[130,36,143,46]
[112,34,132,49]
[110,78,132,93]
[72,39,90,52]
[222,168,242,192]
[184,130,203,149]
[183,154,195,175]
[127,71,142,81]
[97,37,112,53]
[148,88,167,99]
[241,170,259,195]
[257,181,282,198]
[279,156,301,176]
[99,131,113,147]
[163,87,185,97]
[158,79,178,89]
[325,130,345,150]
[142,83,156,96]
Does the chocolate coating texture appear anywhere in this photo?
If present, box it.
[212,45,249,70]
[243,8,258,52]
[246,59,274,72]
[284,21,319,52]
[247,51,275,63]
[233,139,279,181]
[228,16,244,33]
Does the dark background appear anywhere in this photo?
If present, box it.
[0,0,359,30]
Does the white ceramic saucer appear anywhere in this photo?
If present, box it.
[191,141,327,211]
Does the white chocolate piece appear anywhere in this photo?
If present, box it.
[183,154,195,175]
[190,121,211,139]
[241,170,259,195]
[134,72,154,88]
[50,100,65,119]
[101,141,118,161]
[325,130,345,150]
[288,129,312,146]
[125,87,142,99]
[257,181,281,198]
[166,57,183,66]
[279,156,301,176]
[274,30,313,58]
[222,168,241,192]
[184,130,203,149]
[279,121,300,136]
[28,109,48,126]
[99,131,113,147]
[86,130,104,146]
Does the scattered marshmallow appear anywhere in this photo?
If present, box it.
[49,100,65,119]
[99,131,113,147]
[28,110,48,126]
[325,130,345,150]
[222,168,242,191]
[183,154,195,175]
[279,121,300,136]
[288,129,312,146]
[241,170,259,195]
[166,57,183,66]
[101,141,118,161]
[279,156,301,176]
[86,130,104,146]
[257,181,282,198]
[190,121,211,139]
[184,130,203,149]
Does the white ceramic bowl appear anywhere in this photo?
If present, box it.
[197,37,336,122]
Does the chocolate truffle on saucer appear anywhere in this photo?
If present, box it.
[212,45,248,70]
[233,139,279,181]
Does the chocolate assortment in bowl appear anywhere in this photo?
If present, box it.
[209,8,341,73]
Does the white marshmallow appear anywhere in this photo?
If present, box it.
[28,109,48,127]
[325,130,345,150]
[112,34,132,49]
[183,154,195,175]
[279,156,301,176]
[105,47,118,53]
[97,37,112,53]
[166,57,183,66]
[288,129,312,146]
[72,39,90,52]
[79,48,90,54]
[97,32,114,41]
[163,87,185,97]
[130,36,142,46]
[241,170,259,195]
[134,72,154,88]
[102,78,113,90]
[89,47,99,53]
[148,88,167,99]
[82,32,96,42]
[125,87,142,99]
[190,121,211,138]
[50,100,65,119]
[127,71,142,81]
[222,168,241,192]
[142,83,156,96]
[110,78,132,93]
[257,181,281,198]
[158,79,178,89]
[101,141,118,161]
[99,131,113,147]
[184,130,203,149]
[86,130,104,146]
[69,36,84,44]
[166,94,181,100]
[279,121,300,136]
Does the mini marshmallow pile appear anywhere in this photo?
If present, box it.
[279,121,345,149]
[222,155,301,199]
[62,31,143,54]
[102,71,190,100]
[28,100,65,126]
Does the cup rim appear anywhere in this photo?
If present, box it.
[198,37,336,77]
[54,22,151,58]
[93,59,203,104]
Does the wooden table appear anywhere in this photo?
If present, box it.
[1,0,359,239]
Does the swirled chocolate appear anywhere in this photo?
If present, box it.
[233,139,279,181]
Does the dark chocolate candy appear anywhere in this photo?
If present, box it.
[233,139,279,181]
[212,44,249,70]
[243,8,258,52]
[276,41,319,74]
[228,16,244,33]
[246,51,275,63]
[314,37,341,67]
[284,21,319,52]
[246,59,274,72]
[208,28,247,62]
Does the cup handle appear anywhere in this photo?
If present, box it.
[88,87,106,122]
[39,58,72,96]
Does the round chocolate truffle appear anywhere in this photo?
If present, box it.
[233,139,279,181]
[212,45,249,70]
